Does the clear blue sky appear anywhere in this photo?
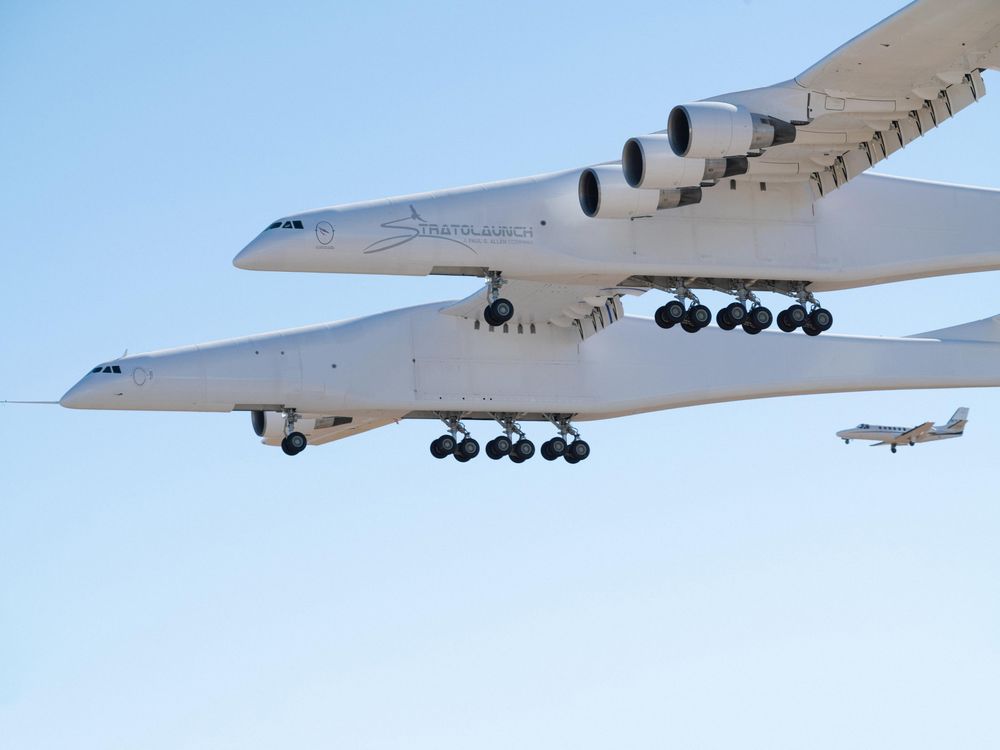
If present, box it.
[2,1,999,748]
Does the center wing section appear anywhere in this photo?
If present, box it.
[695,0,1000,195]
[440,280,646,341]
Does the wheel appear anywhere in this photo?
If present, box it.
[891,444,897,454]
[716,309,736,331]
[493,435,512,455]
[281,431,307,455]
[688,304,712,328]
[566,439,590,461]
[430,438,448,458]
[483,305,500,327]
[654,306,675,329]
[748,306,772,330]
[725,302,747,324]
[490,298,514,324]
[454,437,479,461]
[437,434,456,454]
[810,307,833,332]
[802,321,821,336]
[786,304,807,327]
[776,310,797,333]
[663,300,686,324]
[844,439,850,445]
[454,452,470,463]
[680,319,701,333]
[563,453,580,464]
[541,437,566,461]
[741,319,761,335]
[485,439,501,460]
[510,439,535,461]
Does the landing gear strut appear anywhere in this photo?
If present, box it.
[777,285,833,336]
[654,281,710,333]
[488,414,534,462]
[280,409,308,456]
[542,414,590,463]
[482,271,513,326]
[430,414,480,461]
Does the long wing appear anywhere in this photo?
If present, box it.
[706,0,1000,195]
[896,421,935,443]
[441,280,646,341]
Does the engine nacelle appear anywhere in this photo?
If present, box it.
[622,134,748,189]
[667,102,796,159]
[579,165,701,218]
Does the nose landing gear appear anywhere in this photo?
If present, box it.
[482,271,514,326]
[280,409,308,456]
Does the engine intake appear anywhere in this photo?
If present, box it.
[622,134,748,189]
[579,165,701,219]
[667,102,796,159]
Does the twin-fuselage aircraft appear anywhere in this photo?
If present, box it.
[60,0,1000,462]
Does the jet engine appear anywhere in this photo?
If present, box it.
[252,409,287,441]
[579,165,701,219]
[622,134,748,189]
[667,102,796,158]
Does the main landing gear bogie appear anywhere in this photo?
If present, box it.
[655,282,834,336]
[429,414,591,465]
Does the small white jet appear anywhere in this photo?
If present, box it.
[837,408,969,453]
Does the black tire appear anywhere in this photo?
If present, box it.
[509,452,525,464]
[802,321,821,336]
[491,298,514,323]
[786,304,807,327]
[654,306,675,329]
[485,439,502,460]
[688,304,711,328]
[716,309,736,330]
[725,302,747,324]
[680,320,700,333]
[567,439,590,461]
[663,300,685,324]
[281,431,307,455]
[564,453,580,464]
[437,434,456,453]
[810,307,833,332]
[430,438,448,459]
[511,439,535,461]
[741,319,761,335]
[455,437,479,460]
[748,306,772,330]
[483,305,500,327]
[776,310,797,333]
[281,436,296,456]
[891,444,897,454]
[493,435,512,455]
[540,441,556,461]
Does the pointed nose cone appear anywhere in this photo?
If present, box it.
[59,379,94,409]
[233,237,270,270]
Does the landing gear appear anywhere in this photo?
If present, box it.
[543,414,590,464]
[431,415,480,461]
[482,272,513,326]
[281,431,307,456]
[891,444,897,454]
[655,299,685,329]
[280,409,308,455]
[509,439,535,463]
[485,434,513,460]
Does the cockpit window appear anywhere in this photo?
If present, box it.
[92,365,122,374]
[266,219,304,230]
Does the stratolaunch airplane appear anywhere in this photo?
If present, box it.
[57,1,1000,462]
[836,407,969,452]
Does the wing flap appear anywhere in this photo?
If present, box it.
[897,421,935,443]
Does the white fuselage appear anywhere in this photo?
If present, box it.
[233,171,1000,293]
[61,303,1000,433]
